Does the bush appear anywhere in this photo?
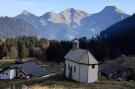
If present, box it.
[99,75,107,80]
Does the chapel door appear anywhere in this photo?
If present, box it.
[69,66,72,78]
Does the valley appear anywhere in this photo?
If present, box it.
[0,1,134,88]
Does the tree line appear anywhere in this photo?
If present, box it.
[0,35,134,62]
[0,36,47,60]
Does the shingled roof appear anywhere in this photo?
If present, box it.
[64,48,98,64]
[11,61,48,77]
[101,64,127,74]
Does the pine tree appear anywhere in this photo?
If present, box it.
[9,46,17,59]
[18,40,29,58]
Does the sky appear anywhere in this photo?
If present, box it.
[0,0,134,17]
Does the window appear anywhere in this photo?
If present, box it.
[19,70,21,73]
[68,64,70,70]
[74,66,76,72]
[92,64,95,69]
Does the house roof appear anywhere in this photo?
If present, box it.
[64,48,98,64]
[11,61,48,77]
[101,64,127,74]
[0,67,10,74]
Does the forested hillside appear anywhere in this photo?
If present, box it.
[0,36,47,59]
[100,14,135,56]
[0,17,40,38]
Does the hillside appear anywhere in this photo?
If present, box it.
[100,14,135,38]
[0,17,40,38]
[0,56,135,89]
[100,14,135,56]
[1,74,134,89]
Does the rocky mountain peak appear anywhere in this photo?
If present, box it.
[102,6,124,13]
[22,10,31,15]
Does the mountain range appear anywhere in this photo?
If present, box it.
[0,6,130,40]
[15,6,129,40]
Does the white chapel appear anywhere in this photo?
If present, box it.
[64,40,98,83]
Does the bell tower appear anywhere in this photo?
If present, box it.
[72,40,79,50]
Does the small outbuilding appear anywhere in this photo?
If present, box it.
[0,67,16,80]
[64,40,98,83]
[11,61,49,78]
[100,64,127,80]
[0,61,49,80]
